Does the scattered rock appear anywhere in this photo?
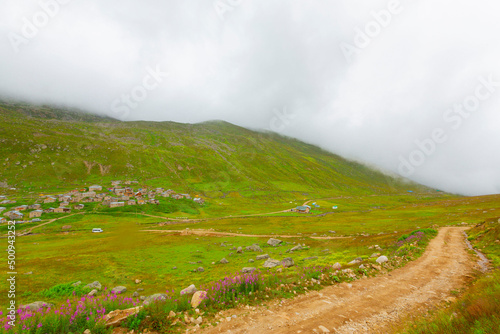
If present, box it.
[376,256,389,264]
[111,286,127,294]
[220,258,229,264]
[197,267,204,272]
[193,316,203,325]
[168,310,176,318]
[135,279,141,284]
[236,247,243,253]
[282,257,294,268]
[359,264,366,269]
[303,256,318,261]
[263,259,281,268]
[180,284,197,295]
[248,259,255,263]
[332,262,342,270]
[241,267,256,273]
[290,245,302,252]
[267,238,283,247]
[191,291,207,308]
[86,281,102,290]
[143,293,167,305]
[140,296,146,301]
[136,288,144,292]
[172,266,177,270]
[83,330,91,334]
[348,257,363,264]
[104,306,141,327]
[256,254,270,260]
[24,271,33,275]
[21,301,53,311]
[132,292,139,297]
[62,225,72,230]
[246,244,263,252]
[88,289,98,297]
[72,281,81,287]
[370,253,381,258]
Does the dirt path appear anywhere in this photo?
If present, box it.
[141,229,349,240]
[201,227,477,334]
[24,212,84,234]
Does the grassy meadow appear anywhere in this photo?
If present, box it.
[3,192,499,310]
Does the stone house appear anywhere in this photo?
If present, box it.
[0,207,6,213]
[294,206,311,213]
[137,199,146,205]
[109,202,125,208]
[29,210,43,218]
[111,181,122,186]
[44,196,57,204]
[89,185,102,191]
[181,194,192,200]
[44,208,54,213]
[5,211,23,220]
[149,199,159,205]
[15,205,28,211]
[53,207,71,213]
[114,188,125,196]
[74,204,84,210]
[81,191,97,198]
[28,204,41,210]
[0,217,6,223]
[127,200,136,205]
[59,196,72,202]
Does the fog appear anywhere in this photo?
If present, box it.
[1,0,499,196]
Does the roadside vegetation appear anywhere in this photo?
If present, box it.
[0,229,437,333]
[403,217,500,334]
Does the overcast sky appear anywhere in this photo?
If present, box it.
[1,0,499,196]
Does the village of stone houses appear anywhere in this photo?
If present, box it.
[1,180,204,225]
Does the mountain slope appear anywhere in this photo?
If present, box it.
[0,102,427,196]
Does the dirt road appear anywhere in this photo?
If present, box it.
[24,212,84,234]
[202,227,477,334]
[141,229,349,240]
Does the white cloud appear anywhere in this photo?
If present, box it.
[0,0,499,195]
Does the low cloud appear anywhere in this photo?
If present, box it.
[1,0,499,195]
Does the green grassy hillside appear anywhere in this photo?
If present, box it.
[0,102,428,198]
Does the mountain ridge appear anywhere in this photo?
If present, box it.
[0,102,431,197]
